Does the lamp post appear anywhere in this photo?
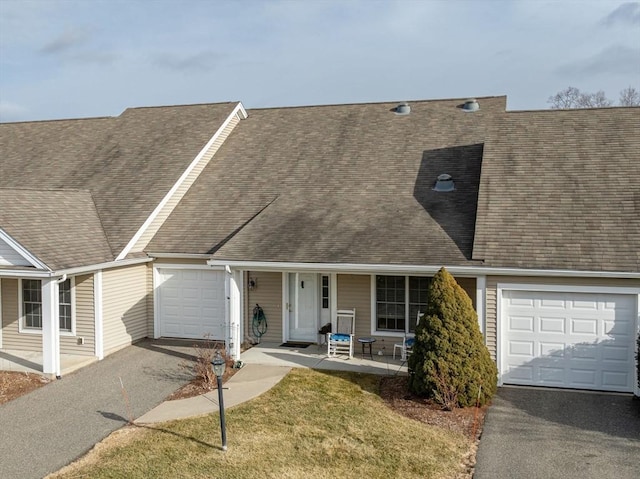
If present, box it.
[211,352,227,451]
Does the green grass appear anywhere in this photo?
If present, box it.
[52,369,469,479]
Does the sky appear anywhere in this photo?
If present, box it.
[0,0,638,122]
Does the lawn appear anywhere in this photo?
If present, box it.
[50,369,471,479]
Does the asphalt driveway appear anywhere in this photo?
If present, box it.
[474,387,640,479]
[0,339,197,479]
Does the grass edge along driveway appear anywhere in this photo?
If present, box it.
[50,369,470,479]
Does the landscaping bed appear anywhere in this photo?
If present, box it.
[0,371,50,405]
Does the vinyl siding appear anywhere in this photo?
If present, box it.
[485,276,640,361]
[0,238,31,266]
[59,274,95,356]
[132,114,241,253]
[0,276,95,355]
[244,271,282,343]
[102,264,150,354]
[0,278,39,351]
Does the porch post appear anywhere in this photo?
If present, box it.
[41,278,60,377]
[228,269,242,360]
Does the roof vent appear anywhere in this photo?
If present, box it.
[462,99,479,112]
[395,102,411,115]
[433,173,455,192]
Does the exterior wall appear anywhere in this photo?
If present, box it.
[59,274,95,356]
[131,114,241,253]
[0,238,30,266]
[0,275,96,355]
[485,276,640,360]
[244,271,282,343]
[102,264,150,354]
[0,278,38,351]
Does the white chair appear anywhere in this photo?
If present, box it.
[393,311,423,360]
[327,309,356,359]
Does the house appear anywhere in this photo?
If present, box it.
[1,96,638,395]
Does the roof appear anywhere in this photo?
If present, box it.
[474,107,640,273]
[0,188,112,270]
[148,96,508,265]
[0,102,238,268]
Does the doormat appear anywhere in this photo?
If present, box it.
[280,342,311,348]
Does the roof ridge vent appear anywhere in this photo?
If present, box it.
[433,173,455,192]
[394,102,411,115]
[462,99,479,112]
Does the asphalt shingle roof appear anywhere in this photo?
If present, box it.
[0,102,238,268]
[148,97,508,265]
[474,107,640,273]
[0,188,113,270]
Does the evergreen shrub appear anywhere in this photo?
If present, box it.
[408,267,497,409]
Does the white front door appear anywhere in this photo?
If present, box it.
[288,273,319,342]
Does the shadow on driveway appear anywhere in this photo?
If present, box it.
[474,387,640,479]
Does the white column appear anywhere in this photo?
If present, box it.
[94,271,104,360]
[229,269,242,360]
[330,273,338,330]
[476,275,486,336]
[41,278,60,377]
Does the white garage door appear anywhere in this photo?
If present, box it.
[501,290,636,392]
[157,268,226,340]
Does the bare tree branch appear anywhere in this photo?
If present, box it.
[619,86,640,106]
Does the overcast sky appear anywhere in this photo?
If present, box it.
[0,0,638,122]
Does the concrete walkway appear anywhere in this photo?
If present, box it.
[137,363,290,424]
[0,339,197,479]
[474,387,640,479]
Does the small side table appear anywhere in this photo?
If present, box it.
[357,337,376,360]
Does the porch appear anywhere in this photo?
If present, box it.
[0,349,97,376]
[240,342,410,376]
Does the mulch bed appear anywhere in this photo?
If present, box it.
[0,371,50,405]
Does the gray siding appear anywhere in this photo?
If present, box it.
[0,238,30,266]
[244,271,282,343]
[485,276,640,360]
[102,264,150,354]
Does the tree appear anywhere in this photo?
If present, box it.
[408,267,497,409]
[619,86,640,106]
[548,86,639,109]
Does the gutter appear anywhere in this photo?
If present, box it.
[206,260,640,279]
[0,257,153,278]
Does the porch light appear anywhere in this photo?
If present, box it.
[212,352,227,451]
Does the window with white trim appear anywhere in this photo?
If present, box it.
[21,278,74,333]
[375,275,431,333]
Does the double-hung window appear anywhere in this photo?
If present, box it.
[375,275,430,334]
[21,278,73,333]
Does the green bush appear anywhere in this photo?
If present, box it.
[408,267,497,409]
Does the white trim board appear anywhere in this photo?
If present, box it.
[117,102,248,260]
[0,228,49,270]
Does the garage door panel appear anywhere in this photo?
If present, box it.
[502,290,635,392]
[540,316,565,333]
[158,269,226,340]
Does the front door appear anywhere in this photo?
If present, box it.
[288,273,318,342]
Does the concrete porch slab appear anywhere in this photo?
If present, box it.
[240,342,409,376]
[0,349,97,376]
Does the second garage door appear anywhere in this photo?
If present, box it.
[157,268,226,340]
[501,289,636,392]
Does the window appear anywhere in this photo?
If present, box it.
[59,278,72,332]
[321,275,329,309]
[22,279,42,329]
[21,278,73,333]
[375,275,431,333]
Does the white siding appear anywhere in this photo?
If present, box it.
[0,237,30,266]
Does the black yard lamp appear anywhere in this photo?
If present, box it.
[211,352,227,451]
